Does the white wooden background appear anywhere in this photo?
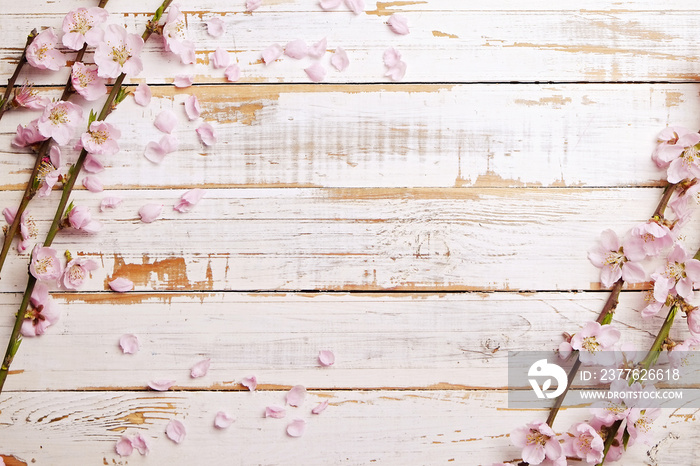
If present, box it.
[2,1,700,464]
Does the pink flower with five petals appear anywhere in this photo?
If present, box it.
[588,229,646,288]
[570,321,620,365]
[37,101,84,145]
[26,28,66,71]
[20,282,60,337]
[94,24,144,78]
[29,246,63,282]
[510,421,563,465]
[651,243,700,303]
[71,62,108,101]
[62,7,108,50]
[81,121,120,156]
[163,4,195,64]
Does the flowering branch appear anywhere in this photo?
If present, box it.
[0,0,173,394]
[0,29,37,121]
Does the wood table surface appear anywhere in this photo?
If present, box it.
[1,1,700,464]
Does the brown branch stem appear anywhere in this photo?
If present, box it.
[0,29,37,121]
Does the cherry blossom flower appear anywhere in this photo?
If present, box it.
[319,0,342,10]
[184,95,201,120]
[286,385,306,406]
[285,39,309,59]
[265,406,286,418]
[12,119,47,148]
[318,350,335,366]
[570,321,620,365]
[246,0,262,11]
[588,229,645,288]
[312,400,329,414]
[119,333,140,354]
[148,379,176,391]
[81,121,120,155]
[62,7,108,50]
[94,24,144,78]
[344,0,364,14]
[30,246,63,281]
[383,48,407,81]
[20,282,60,337]
[37,101,84,145]
[205,17,225,37]
[115,436,134,457]
[134,83,152,106]
[623,221,673,259]
[305,63,327,82]
[144,135,179,164]
[262,44,284,64]
[589,380,630,425]
[286,419,306,437]
[174,188,205,213]
[109,277,134,292]
[664,133,700,183]
[510,421,563,465]
[225,64,240,82]
[71,63,108,101]
[651,126,697,168]
[387,14,409,35]
[669,182,700,227]
[212,47,231,68]
[196,123,217,146]
[139,204,163,223]
[11,82,49,109]
[17,212,39,253]
[562,422,604,464]
[155,110,178,134]
[166,419,187,443]
[163,4,195,64]
[668,337,700,369]
[61,257,98,290]
[331,47,349,71]
[100,196,123,212]
[626,408,660,445]
[214,411,235,429]
[27,28,66,71]
[309,37,327,58]
[241,375,257,391]
[651,243,700,303]
[68,205,102,233]
[190,358,211,378]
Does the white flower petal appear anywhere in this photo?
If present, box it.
[119,334,139,354]
[139,203,163,223]
[166,419,186,443]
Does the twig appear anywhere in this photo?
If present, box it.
[0,29,37,121]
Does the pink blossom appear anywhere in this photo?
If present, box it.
[344,0,364,14]
[49,144,61,168]
[62,7,108,50]
[119,333,140,354]
[155,110,177,134]
[81,121,120,155]
[624,221,673,259]
[590,380,630,425]
[383,48,407,81]
[38,166,68,197]
[134,83,152,106]
[652,243,700,303]
[563,422,604,464]
[286,419,306,437]
[27,28,66,71]
[285,39,309,59]
[211,47,231,68]
[100,196,123,211]
[61,257,98,290]
[94,24,144,78]
[11,82,49,109]
[37,100,84,145]
[570,321,620,365]
[318,350,335,366]
[225,64,240,82]
[174,188,205,213]
[665,132,700,183]
[144,135,179,164]
[587,229,646,288]
[669,182,700,227]
[174,75,194,88]
[184,95,201,120]
[68,205,102,233]
[305,63,327,82]
[387,14,409,35]
[214,411,235,428]
[3,207,17,225]
[246,0,263,11]
[641,291,665,318]
[331,47,349,71]
[12,119,47,148]
[18,212,38,253]
[312,400,329,414]
[71,63,107,101]
[688,309,700,336]
[510,421,563,465]
[205,17,225,37]
[668,337,700,368]
[30,246,63,281]
[109,277,134,292]
[309,37,327,58]
[163,4,195,64]
[165,419,186,443]
[196,123,217,146]
[652,126,695,168]
[20,282,60,337]
[262,44,283,64]
[241,375,257,391]
[115,436,134,457]
[626,408,660,445]
[286,385,306,407]
[265,406,286,418]
[148,379,176,391]
[84,154,104,173]
[319,0,342,10]
[190,358,211,378]
[139,204,163,223]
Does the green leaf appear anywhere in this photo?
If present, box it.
[622,428,630,450]
[88,109,97,127]
[9,337,22,359]
[153,5,165,22]
[115,87,130,105]
[65,201,75,217]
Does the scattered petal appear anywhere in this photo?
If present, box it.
[115,436,134,457]
[100,196,123,212]
[246,0,263,11]
[319,0,342,9]
[165,419,186,443]
[83,154,105,173]
[205,17,225,37]
[214,411,235,429]
[144,135,179,164]
[265,406,286,418]
[131,433,149,455]
[148,379,176,391]
[173,75,194,88]
[154,110,177,134]
[82,175,103,193]
[285,39,309,59]
[383,47,401,67]
[387,14,409,35]
[344,0,364,14]
[312,400,329,414]
[174,188,206,213]
[134,83,152,106]
[109,277,134,292]
[212,47,231,69]
[385,61,407,81]
[318,350,335,366]
[190,358,211,378]
[286,385,307,407]
[241,375,258,391]
[225,64,240,82]
[286,419,307,437]
[305,63,326,82]
[309,37,327,58]
[331,47,349,71]
[262,44,283,64]
[184,95,201,120]
[119,334,140,354]
[139,204,163,223]
[196,123,217,146]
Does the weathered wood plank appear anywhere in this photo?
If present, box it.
[2,4,700,83]
[1,84,694,190]
[0,390,695,465]
[0,291,690,391]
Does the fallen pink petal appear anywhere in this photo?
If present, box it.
[190,358,211,378]
[305,63,327,82]
[286,419,307,437]
[318,350,335,366]
[265,406,286,418]
[387,14,409,35]
[109,277,134,292]
[385,61,407,81]
[309,37,327,58]
[131,433,149,455]
[262,44,283,64]
[241,375,257,391]
[286,385,307,407]
[148,379,176,391]
[115,436,134,457]
[214,411,235,429]
[174,188,206,213]
[119,334,140,354]
[312,400,329,414]
[331,47,349,71]
[319,0,342,10]
[344,0,364,14]
[139,203,163,223]
[205,17,225,37]
[225,64,240,82]
[83,154,105,173]
[285,39,309,59]
[184,95,202,120]
[134,83,152,106]
[166,419,186,443]
[212,47,231,69]
[174,75,194,88]
[145,135,179,164]
[154,110,178,134]
[246,0,262,11]
[100,196,123,212]
[82,175,103,193]
[383,47,402,68]
[196,123,217,146]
